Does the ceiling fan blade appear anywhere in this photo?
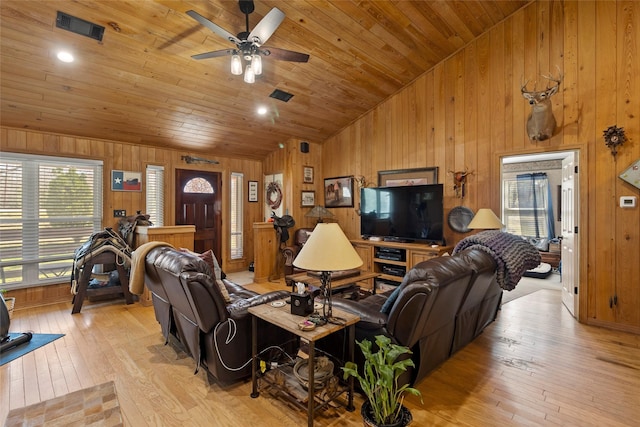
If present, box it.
[247,7,285,46]
[186,10,240,44]
[262,47,310,63]
[191,49,235,60]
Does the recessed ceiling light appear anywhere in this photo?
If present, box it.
[57,51,74,63]
[257,106,268,115]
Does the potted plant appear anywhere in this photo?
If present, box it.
[342,335,422,427]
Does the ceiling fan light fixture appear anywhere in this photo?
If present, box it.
[252,54,262,75]
[244,64,255,83]
[231,53,242,75]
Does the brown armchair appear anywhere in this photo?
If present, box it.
[282,228,314,285]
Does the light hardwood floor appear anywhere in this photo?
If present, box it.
[1,284,639,426]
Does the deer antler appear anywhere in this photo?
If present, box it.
[541,65,563,88]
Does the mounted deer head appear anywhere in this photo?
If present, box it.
[521,71,563,142]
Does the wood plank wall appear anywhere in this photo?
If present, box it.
[0,127,264,277]
[263,138,323,229]
[317,0,640,334]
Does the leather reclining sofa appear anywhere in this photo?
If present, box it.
[142,246,295,383]
[321,247,502,386]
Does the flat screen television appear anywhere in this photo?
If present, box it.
[360,184,444,244]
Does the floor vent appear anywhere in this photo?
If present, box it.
[56,11,105,42]
[269,89,294,102]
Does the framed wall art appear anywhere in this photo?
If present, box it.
[301,191,315,207]
[303,166,314,184]
[248,181,258,202]
[111,170,142,191]
[378,167,439,187]
[324,175,354,208]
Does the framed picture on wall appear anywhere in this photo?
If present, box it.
[303,166,314,184]
[301,191,315,207]
[378,167,439,187]
[324,176,354,208]
[248,181,258,202]
[111,170,142,191]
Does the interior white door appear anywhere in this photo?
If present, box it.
[561,152,579,317]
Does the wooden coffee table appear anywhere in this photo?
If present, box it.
[285,270,380,295]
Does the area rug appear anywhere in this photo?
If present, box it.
[502,273,562,304]
[0,333,65,366]
[4,381,122,427]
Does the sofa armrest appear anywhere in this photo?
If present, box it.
[227,290,290,319]
[330,299,388,330]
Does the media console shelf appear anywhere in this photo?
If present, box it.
[351,239,453,292]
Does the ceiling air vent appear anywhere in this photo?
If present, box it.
[56,11,105,41]
[269,89,294,103]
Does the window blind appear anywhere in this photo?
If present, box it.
[230,172,243,259]
[0,153,102,287]
[146,165,164,226]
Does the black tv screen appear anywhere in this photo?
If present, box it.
[360,184,444,244]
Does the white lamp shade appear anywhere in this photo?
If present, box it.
[467,208,504,230]
[293,223,363,272]
[251,54,262,75]
[244,65,255,83]
[231,54,242,75]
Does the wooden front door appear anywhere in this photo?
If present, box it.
[175,169,222,266]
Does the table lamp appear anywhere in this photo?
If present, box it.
[304,205,335,224]
[293,223,362,324]
[467,208,504,230]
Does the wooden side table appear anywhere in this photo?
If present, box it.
[71,251,134,314]
[249,302,360,427]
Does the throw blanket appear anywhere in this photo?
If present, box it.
[453,230,541,291]
[129,241,174,295]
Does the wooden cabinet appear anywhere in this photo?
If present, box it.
[350,239,452,292]
[351,241,374,290]
[539,251,561,268]
[134,225,195,305]
[135,225,196,250]
[253,222,280,283]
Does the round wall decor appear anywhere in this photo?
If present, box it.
[448,206,475,233]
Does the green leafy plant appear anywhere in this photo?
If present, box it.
[342,335,422,425]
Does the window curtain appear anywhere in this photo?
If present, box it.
[516,172,555,239]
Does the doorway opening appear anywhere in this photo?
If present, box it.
[500,150,579,318]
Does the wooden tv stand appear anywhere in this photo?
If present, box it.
[350,239,453,292]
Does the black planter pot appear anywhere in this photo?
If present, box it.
[360,401,413,427]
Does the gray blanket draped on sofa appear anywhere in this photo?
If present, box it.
[453,230,541,291]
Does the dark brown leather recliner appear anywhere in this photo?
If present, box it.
[450,249,499,354]
[321,248,500,386]
[143,246,294,383]
[282,228,314,285]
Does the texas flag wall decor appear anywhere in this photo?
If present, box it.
[111,170,142,191]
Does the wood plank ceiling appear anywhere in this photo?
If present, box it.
[0,1,528,160]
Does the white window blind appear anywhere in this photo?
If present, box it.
[0,153,103,288]
[503,177,550,237]
[230,172,243,259]
[146,165,164,226]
